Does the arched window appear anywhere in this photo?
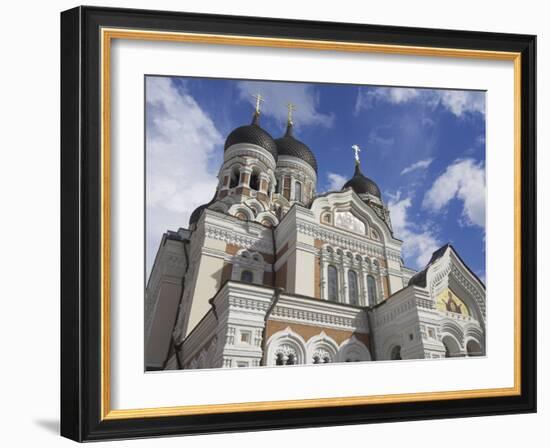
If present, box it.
[275,353,285,365]
[327,265,339,301]
[466,340,483,357]
[294,181,302,202]
[348,270,359,305]
[229,166,240,188]
[240,270,254,283]
[367,275,377,306]
[249,172,260,191]
[390,345,402,360]
[442,336,461,358]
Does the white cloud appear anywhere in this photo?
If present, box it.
[326,172,347,191]
[368,127,395,147]
[401,158,434,175]
[438,90,485,116]
[388,193,440,268]
[146,77,223,276]
[422,158,486,228]
[237,81,334,129]
[355,87,485,118]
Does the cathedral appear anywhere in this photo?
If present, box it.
[145,98,486,371]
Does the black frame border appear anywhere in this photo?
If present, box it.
[60,6,536,442]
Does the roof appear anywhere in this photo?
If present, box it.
[224,112,278,159]
[342,163,381,198]
[189,191,218,226]
[407,244,451,287]
[275,123,318,173]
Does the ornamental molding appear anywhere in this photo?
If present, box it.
[227,296,271,312]
[270,303,368,331]
[296,221,401,261]
[204,223,272,253]
[224,144,277,170]
[275,157,317,182]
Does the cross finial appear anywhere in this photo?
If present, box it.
[351,144,362,165]
[286,103,296,125]
[252,93,265,114]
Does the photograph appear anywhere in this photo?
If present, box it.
[144,76,487,371]
[56,4,538,442]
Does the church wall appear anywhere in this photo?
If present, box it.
[286,251,297,293]
[314,256,321,298]
[221,262,233,284]
[144,235,188,370]
[386,256,406,294]
[146,282,182,369]
[266,320,370,348]
[371,286,427,360]
[382,275,390,299]
[275,261,287,289]
[186,238,226,335]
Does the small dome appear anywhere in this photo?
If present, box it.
[189,191,217,226]
[275,123,318,173]
[224,112,278,160]
[189,203,208,226]
[343,164,382,199]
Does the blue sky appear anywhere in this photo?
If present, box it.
[146,76,486,282]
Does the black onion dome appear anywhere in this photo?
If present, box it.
[189,203,208,226]
[189,191,218,226]
[275,123,318,173]
[224,112,278,160]
[343,163,382,198]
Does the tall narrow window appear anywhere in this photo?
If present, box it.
[282,177,291,200]
[294,181,302,202]
[229,167,240,188]
[240,270,254,283]
[348,270,359,305]
[327,265,339,301]
[367,275,377,306]
[249,172,259,191]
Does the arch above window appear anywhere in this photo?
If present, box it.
[306,332,339,365]
[466,339,483,356]
[266,327,307,366]
[337,336,371,363]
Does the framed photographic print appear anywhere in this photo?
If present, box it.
[60,6,536,442]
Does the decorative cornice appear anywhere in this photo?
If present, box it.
[296,222,401,261]
[204,223,272,253]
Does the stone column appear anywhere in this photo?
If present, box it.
[319,254,326,300]
[359,266,367,306]
[341,265,349,304]
[239,166,252,187]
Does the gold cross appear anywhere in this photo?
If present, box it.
[286,103,296,124]
[252,93,265,114]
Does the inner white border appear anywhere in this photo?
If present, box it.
[110,37,515,410]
